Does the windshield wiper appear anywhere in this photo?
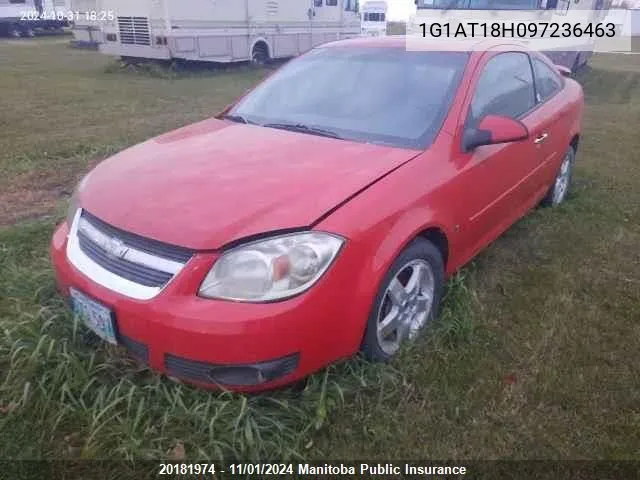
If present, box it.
[222,114,256,125]
[262,122,343,140]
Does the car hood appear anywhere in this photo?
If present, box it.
[80,118,420,250]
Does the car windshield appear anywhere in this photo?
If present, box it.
[229,48,469,149]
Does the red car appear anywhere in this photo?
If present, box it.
[51,37,584,391]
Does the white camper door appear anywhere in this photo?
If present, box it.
[313,0,341,22]
[310,0,341,46]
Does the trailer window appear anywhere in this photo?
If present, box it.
[230,48,469,149]
[364,12,386,21]
[419,0,541,7]
[345,0,360,11]
[467,0,538,9]
[418,0,466,8]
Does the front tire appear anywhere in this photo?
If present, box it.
[541,145,575,207]
[361,238,445,362]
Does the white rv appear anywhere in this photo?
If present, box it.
[66,0,104,46]
[98,0,361,64]
[361,1,387,36]
[0,0,67,37]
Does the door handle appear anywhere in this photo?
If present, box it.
[534,133,549,145]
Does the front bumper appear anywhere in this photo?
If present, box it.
[50,222,369,391]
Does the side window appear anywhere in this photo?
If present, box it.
[469,52,535,125]
[326,0,338,5]
[533,58,562,103]
[314,0,323,7]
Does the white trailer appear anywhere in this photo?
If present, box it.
[0,0,67,37]
[361,1,387,37]
[66,0,104,46]
[98,0,361,64]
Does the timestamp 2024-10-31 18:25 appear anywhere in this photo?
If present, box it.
[20,9,116,23]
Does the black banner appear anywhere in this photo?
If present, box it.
[1,461,640,480]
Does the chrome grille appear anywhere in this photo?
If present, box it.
[82,211,193,263]
[77,233,173,287]
[75,210,193,289]
[117,16,151,46]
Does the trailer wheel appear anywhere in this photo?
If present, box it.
[20,26,36,38]
[7,24,21,38]
[251,41,270,66]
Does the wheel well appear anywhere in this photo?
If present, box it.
[570,134,580,153]
[419,227,449,267]
[252,40,270,57]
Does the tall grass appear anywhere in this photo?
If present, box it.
[0,221,475,471]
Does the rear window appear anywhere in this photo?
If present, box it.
[533,58,563,102]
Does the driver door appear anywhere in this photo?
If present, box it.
[453,51,542,262]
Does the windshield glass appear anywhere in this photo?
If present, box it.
[229,48,469,149]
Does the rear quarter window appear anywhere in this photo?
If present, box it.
[533,58,563,103]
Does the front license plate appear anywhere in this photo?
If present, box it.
[70,288,117,345]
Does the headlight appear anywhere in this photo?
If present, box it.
[198,232,345,302]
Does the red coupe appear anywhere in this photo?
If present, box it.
[51,37,584,391]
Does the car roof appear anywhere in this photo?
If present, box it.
[320,35,529,53]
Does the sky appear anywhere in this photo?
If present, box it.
[385,0,417,21]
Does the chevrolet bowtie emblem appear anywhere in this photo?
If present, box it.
[104,237,129,259]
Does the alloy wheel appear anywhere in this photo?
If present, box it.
[375,259,435,356]
[552,150,573,205]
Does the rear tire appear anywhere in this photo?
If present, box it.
[361,238,445,362]
[541,145,575,207]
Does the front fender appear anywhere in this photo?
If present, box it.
[316,158,458,353]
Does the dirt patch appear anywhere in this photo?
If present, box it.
[0,162,97,226]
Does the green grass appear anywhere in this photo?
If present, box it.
[0,220,469,478]
[0,39,267,225]
[1,39,640,476]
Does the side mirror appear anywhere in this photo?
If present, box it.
[554,64,572,77]
[462,115,529,152]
